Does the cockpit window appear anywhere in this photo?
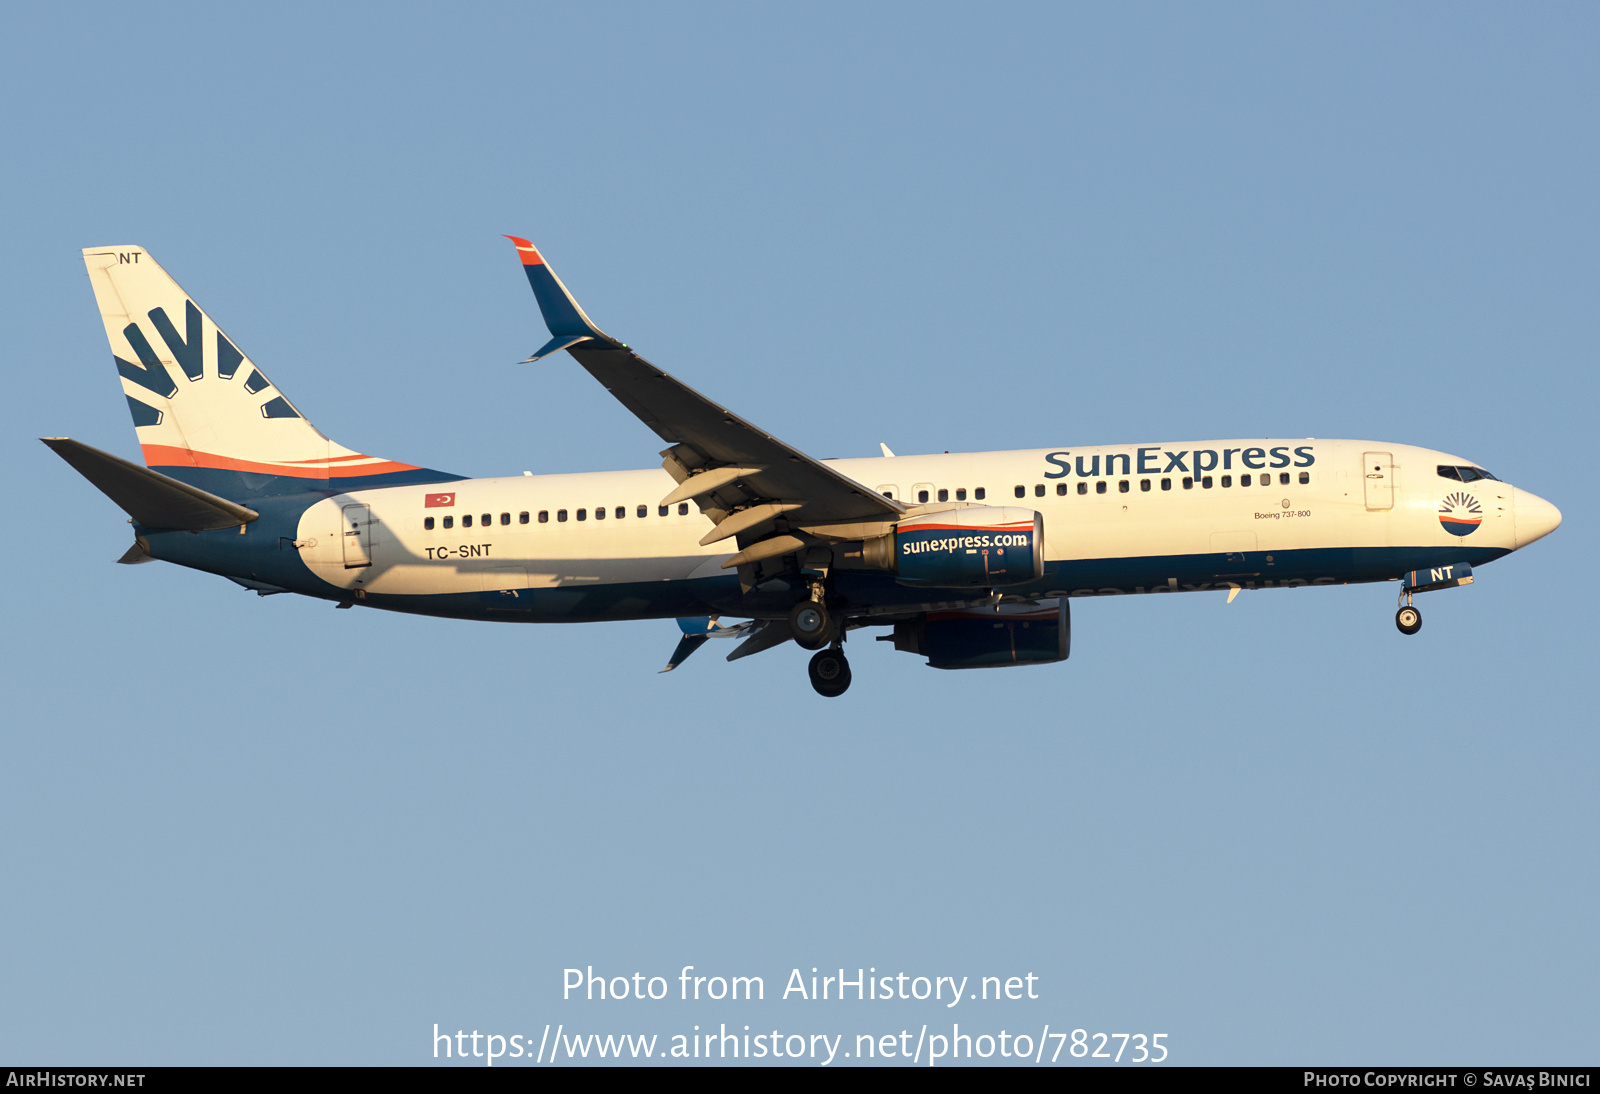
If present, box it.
[1439,465,1500,483]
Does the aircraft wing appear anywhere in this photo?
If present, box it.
[505,237,905,559]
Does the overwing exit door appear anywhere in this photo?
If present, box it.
[342,504,373,568]
[1363,452,1394,511]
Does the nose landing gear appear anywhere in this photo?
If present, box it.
[808,647,852,697]
[1396,604,1422,635]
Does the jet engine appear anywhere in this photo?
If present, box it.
[885,599,1070,670]
[891,506,1043,587]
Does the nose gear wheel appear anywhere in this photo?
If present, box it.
[1395,606,1422,635]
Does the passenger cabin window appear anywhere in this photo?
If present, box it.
[1298,471,1310,484]
[659,505,669,516]
[1034,484,1045,497]
[1161,477,1172,491]
[1140,479,1151,492]
[519,512,529,524]
[1280,472,1291,485]
[918,490,930,503]
[595,506,605,519]
[463,514,473,528]
[557,510,567,522]
[1014,485,1025,498]
[956,488,967,501]
[636,505,647,518]
[501,512,510,525]
[1056,483,1067,496]
[1221,475,1232,488]
[424,516,435,530]
[1119,480,1130,493]
[538,511,549,523]
[443,515,454,528]
[1183,477,1193,490]
[678,503,689,515]
[481,513,490,526]
[1077,482,1088,495]
[577,508,587,521]
[1202,476,1214,488]
[1241,474,1251,486]
[937,488,948,502]
[974,488,986,500]
[1096,481,1107,495]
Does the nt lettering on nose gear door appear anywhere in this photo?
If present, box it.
[342,504,373,568]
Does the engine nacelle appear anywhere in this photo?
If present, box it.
[887,599,1070,670]
[893,506,1044,588]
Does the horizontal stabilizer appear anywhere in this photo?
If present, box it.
[661,633,709,673]
[42,437,259,530]
[726,620,793,662]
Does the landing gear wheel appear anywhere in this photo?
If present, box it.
[808,649,852,697]
[1396,605,1422,635]
[789,600,834,650]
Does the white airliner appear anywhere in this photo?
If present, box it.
[47,239,1562,696]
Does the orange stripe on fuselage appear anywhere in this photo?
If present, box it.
[140,444,420,478]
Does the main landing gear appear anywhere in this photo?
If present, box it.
[808,647,852,697]
[791,586,849,696]
[788,598,837,650]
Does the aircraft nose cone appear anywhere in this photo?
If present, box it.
[1514,489,1562,548]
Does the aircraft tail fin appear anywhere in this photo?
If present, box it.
[80,246,460,499]
[502,236,621,361]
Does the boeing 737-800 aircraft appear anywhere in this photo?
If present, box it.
[47,239,1562,696]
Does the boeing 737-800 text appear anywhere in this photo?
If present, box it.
[46,239,1562,696]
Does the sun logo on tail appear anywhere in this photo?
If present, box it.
[1439,491,1482,537]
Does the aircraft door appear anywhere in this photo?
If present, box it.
[341,504,373,568]
[1363,452,1394,511]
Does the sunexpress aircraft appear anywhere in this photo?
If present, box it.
[48,240,1563,697]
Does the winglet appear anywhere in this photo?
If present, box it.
[503,235,617,358]
[505,236,546,266]
[522,334,592,363]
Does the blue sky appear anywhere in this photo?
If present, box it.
[1,2,1595,1065]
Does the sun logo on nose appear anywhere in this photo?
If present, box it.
[1439,491,1483,537]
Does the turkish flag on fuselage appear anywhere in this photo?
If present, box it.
[424,493,456,508]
